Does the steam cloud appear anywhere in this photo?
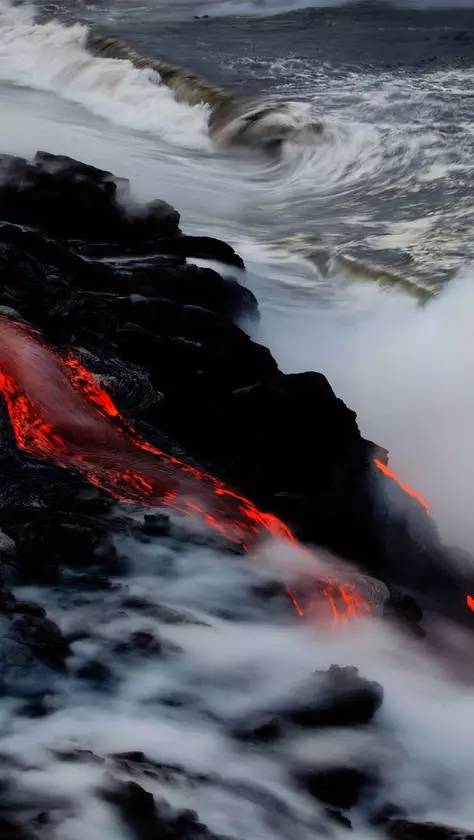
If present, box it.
[258,270,474,555]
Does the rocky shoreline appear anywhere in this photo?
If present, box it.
[0,152,471,839]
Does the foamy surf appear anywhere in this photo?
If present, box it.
[0,0,211,149]
[0,0,472,296]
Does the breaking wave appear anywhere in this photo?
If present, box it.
[0,1,211,149]
[1,0,472,294]
[0,1,329,152]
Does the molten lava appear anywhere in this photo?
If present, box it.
[374,458,431,515]
[0,316,371,623]
[321,581,372,623]
[467,595,474,613]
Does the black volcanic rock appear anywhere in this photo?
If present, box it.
[296,765,377,809]
[115,260,254,320]
[0,815,33,840]
[384,587,425,638]
[0,152,179,241]
[283,665,384,728]
[113,630,168,658]
[8,613,69,671]
[234,665,383,741]
[221,371,363,490]
[385,820,474,840]
[116,320,277,399]
[102,781,228,840]
[0,152,245,270]
[0,151,471,624]
[0,588,69,673]
[0,222,256,328]
[0,530,19,588]
[76,659,115,686]
[9,510,121,583]
[142,234,245,269]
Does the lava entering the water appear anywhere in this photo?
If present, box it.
[374,457,431,515]
[0,316,371,624]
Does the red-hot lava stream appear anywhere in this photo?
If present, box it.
[373,458,431,514]
[374,434,474,618]
[0,315,438,623]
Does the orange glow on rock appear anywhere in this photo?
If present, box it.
[0,316,371,624]
[374,458,431,515]
[289,579,372,625]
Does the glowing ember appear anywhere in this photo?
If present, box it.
[467,595,474,613]
[0,316,371,624]
[374,458,431,515]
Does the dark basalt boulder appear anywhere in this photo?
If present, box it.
[0,816,34,840]
[8,510,122,584]
[9,613,69,670]
[141,234,245,269]
[75,658,115,686]
[234,665,383,742]
[112,261,255,320]
[0,152,245,269]
[140,512,171,538]
[148,368,369,494]
[113,630,167,658]
[282,665,384,728]
[0,530,19,588]
[222,371,364,490]
[102,781,229,840]
[296,765,377,809]
[115,320,277,398]
[0,222,256,327]
[0,588,69,673]
[385,820,474,840]
[0,152,179,241]
[383,587,425,638]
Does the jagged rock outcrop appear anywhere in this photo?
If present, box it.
[0,152,471,623]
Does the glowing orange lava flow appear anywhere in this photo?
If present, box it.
[320,581,372,623]
[0,316,371,623]
[467,595,474,613]
[374,458,431,515]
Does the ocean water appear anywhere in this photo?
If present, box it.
[0,1,474,837]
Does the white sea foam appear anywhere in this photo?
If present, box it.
[0,0,211,149]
